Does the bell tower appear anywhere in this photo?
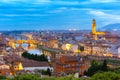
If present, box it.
[92,19,96,34]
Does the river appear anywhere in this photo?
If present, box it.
[17,43,43,55]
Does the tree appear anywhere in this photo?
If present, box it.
[12,74,40,80]
[38,68,51,76]
[0,75,6,79]
[101,60,108,71]
[90,72,120,80]
[84,60,109,76]
[84,60,102,76]
[46,68,51,76]
[78,44,84,52]
[8,73,86,80]
[22,52,48,62]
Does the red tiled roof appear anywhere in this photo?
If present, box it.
[21,58,49,67]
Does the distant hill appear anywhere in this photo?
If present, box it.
[102,23,120,31]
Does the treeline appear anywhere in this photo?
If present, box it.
[38,68,51,76]
[84,60,108,76]
[2,72,120,80]
[22,52,48,62]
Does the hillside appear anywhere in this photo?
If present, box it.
[102,23,120,31]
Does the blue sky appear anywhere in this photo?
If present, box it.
[0,0,120,30]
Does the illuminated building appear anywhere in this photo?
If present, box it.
[92,19,96,34]
[91,19,105,40]
[61,43,72,51]
[92,19,105,35]
[13,61,23,71]
[66,44,72,50]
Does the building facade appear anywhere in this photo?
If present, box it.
[55,55,90,76]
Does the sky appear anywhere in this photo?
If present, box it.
[0,0,120,30]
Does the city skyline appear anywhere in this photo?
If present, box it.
[0,0,120,30]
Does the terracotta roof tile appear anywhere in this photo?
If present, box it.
[21,58,49,67]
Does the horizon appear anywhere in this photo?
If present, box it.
[0,0,120,30]
[0,29,92,31]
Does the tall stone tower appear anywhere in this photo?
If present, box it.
[92,19,96,34]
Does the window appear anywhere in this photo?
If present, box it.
[68,64,70,67]
[76,64,79,66]
[64,64,70,68]
[72,68,74,71]
[76,68,80,72]
[72,64,74,67]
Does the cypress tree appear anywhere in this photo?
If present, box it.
[101,60,108,71]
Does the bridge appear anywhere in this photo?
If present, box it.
[9,39,37,49]
[8,34,37,49]
[38,45,73,53]
[37,44,73,58]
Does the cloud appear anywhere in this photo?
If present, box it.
[32,0,80,5]
[82,0,119,4]
[89,10,120,25]
[54,1,80,5]
[89,10,120,19]
[13,8,43,11]
[0,14,48,17]
[90,0,119,3]
[31,0,51,4]
[0,0,26,3]
[48,7,92,13]
[0,0,51,4]
[0,18,12,21]
[0,0,82,6]
[48,7,68,13]
[36,0,50,3]
[70,7,92,11]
